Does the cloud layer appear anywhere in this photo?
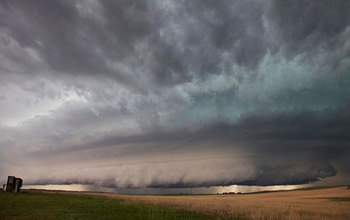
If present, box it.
[0,0,350,188]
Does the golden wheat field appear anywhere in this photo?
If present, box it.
[83,186,350,220]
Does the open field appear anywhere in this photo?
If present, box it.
[0,192,241,220]
[1,187,349,220]
[82,186,350,220]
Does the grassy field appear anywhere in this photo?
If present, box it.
[0,191,243,220]
[1,187,350,220]
[85,186,350,220]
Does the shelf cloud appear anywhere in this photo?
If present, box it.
[0,0,349,188]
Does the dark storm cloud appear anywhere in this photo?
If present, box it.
[0,0,271,88]
[14,107,348,187]
[270,0,350,55]
[0,0,349,86]
[0,0,350,188]
[0,0,157,90]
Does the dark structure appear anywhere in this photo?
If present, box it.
[6,176,23,193]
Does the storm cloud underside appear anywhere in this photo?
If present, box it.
[0,0,350,188]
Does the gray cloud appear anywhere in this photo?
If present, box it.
[270,0,350,57]
[0,0,349,188]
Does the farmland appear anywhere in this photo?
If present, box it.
[0,191,240,220]
[85,186,350,220]
[1,186,349,220]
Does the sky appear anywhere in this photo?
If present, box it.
[1,0,350,190]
